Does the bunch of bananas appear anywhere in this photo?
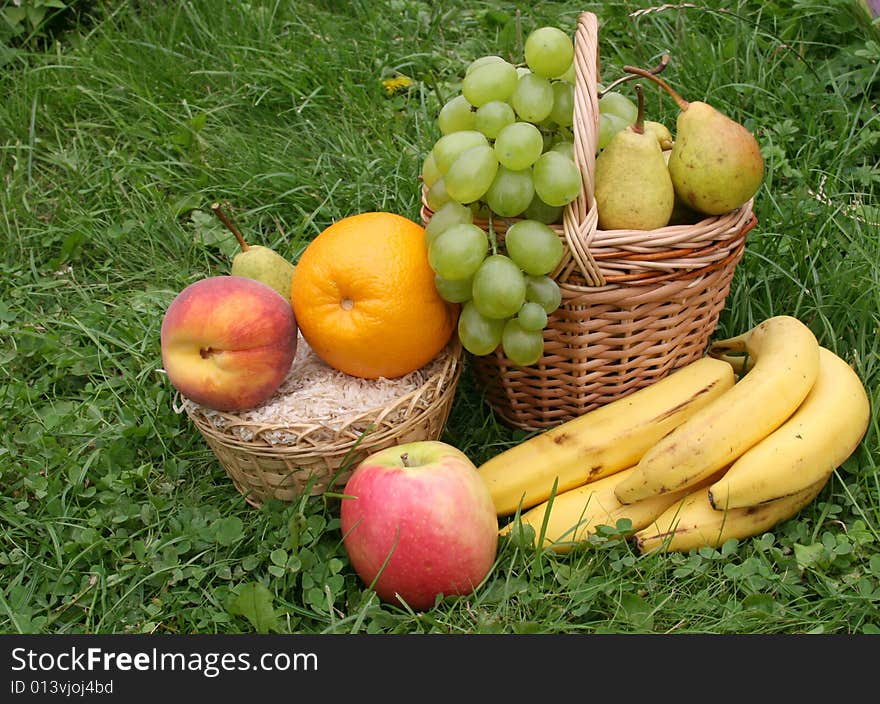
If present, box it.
[484,315,871,554]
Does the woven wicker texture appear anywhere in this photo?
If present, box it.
[183,340,463,507]
[420,11,756,430]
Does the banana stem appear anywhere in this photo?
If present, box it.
[707,331,749,356]
[710,352,753,376]
[621,64,689,111]
[211,202,249,252]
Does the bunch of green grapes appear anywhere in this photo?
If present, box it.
[426,202,564,367]
[422,26,581,225]
[420,25,579,366]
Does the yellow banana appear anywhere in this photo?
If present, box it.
[500,465,723,553]
[708,346,870,510]
[477,356,736,516]
[631,475,829,554]
[614,315,820,505]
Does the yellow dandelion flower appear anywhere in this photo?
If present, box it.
[382,75,414,96]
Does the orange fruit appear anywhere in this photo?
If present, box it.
[290,211,458,379]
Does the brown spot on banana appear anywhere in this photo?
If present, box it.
[649,378,722,422]
[586,464,606,480]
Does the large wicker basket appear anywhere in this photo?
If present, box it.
[178,339,463,507]
[420,11,757,431]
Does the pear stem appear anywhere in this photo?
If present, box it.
[598,54,669,98]
[211,202,249,252]
[621,64,689,111]
[633,84,645,134]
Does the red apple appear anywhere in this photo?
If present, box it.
[340,440,499,610]
[160,275,297,412]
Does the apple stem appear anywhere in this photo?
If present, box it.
[400,453,410,467]
[211,202,249,252]
[621,64,689,111]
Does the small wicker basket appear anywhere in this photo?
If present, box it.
[180,339,463,507]
[420,11,757,431]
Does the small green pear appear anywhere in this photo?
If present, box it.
[231,243,296,302]
[644,120,674,150]
[212,203,296,302]
[624,66,764,216]
[594,85,675,230]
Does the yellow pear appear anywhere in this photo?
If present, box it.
[624,66,764,216]
[663,148,702,226]
[594,85,675,230]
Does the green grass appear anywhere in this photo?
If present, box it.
[1,0,878,634]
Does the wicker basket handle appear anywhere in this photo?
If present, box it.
[563,11,605,287]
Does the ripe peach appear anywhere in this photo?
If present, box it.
[160,276,297,412]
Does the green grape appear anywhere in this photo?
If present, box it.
[474,100,515,139]
[556,125,575,143]
[428,223,488,280]
[597,112,630,150]
[421,151,441,189]
[532,151,581,207]
[517,301,548,332]
[466,55,505,75]
[549,80,574,127]
[502,317,545,367]
[556,62,576,83]
[494,122,544,171]
[445,144,499,204]
[425,200,474,245]
[462,59,518,107]
[525,274,562,314]
[515,66,532,78]
[598,90,638,124]
[524,26,574,79]
[504,219,565,276]
[472,254,527,319]
[426,177,451,211]
[511,72,554,123]
[438,94,476,135]
[457,301,505,356]
[550,139,574,162]
[432,130,489,174]
[523,192,564,224]
[434,274,474,304]
[484,166,534,218]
